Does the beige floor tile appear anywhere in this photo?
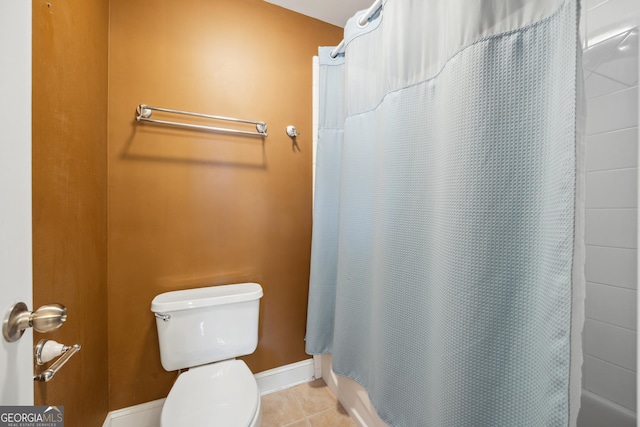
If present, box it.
[290,379,337,416]
[261,389,305,427]
[307,404,356,427]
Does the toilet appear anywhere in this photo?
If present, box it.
[151,282,264,427]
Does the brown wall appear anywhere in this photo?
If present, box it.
[32,0,109,425]
[108,0,342,410]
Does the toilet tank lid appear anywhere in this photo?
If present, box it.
[151,283,263,313]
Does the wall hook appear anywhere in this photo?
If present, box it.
[286,125,300,138]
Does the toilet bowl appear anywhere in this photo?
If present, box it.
[151,283,264,427]
[161,360,262,427]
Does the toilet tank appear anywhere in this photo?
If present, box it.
[151,283,263,372]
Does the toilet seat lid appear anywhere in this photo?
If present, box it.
[162,359,259,427]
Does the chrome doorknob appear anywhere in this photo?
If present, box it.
[3,302,68,342]
[30,304,67,333]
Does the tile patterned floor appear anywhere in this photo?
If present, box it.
[261,379,357,427]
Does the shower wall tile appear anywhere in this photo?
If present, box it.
[584,355,637,411]
[586,246,637,289]
[586,282,637,330]
[595,30,638,86]
[586,0,640,47]
[585,72,629,98]
[582,1,638,418]
[586,127,638,172]
[584,319,637,370]
[586,86,638,135]
[583,30,628,71]
[586,168,637,208]
[585,208,637,248]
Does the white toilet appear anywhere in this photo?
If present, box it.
[151,282,264,427]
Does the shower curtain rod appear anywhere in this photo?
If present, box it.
[330,0,382,58]
[135,104,268,137]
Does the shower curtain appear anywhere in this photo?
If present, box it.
[306,0,585,426]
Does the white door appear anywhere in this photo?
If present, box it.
[0,0,34,405]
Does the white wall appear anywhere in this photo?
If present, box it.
[580,0,639,421]
[0,0,34,405]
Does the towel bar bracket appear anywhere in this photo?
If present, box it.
[33,341,81,382]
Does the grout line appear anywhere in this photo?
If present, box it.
[267,379,355,426]
[585,245,637,251]
[586,69,637,89]
[585,207,637,210]
[307,407,335,420]
[587,168,639,174]
[587,126,638,137]
[584,353,638,374]
[585,316,638,333]
[587,125,639,137]
[586,207,638,210]
[585,0,609,13]
[587,280,637,291]
[281,418,308,427]
[586,244,637,250]
[585,316,637,332]
[585,206,637,211]
[586,166,638,174]
[289,388,307,420]
[586,83,638,100]
[289,383,315,419]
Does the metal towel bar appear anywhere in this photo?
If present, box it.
[136,104,268,137]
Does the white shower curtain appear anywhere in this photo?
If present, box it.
[306,0,585,426]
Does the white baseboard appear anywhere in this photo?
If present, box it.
[102,398,164,427]
[102,358,315,427]
[255,358,315,395]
